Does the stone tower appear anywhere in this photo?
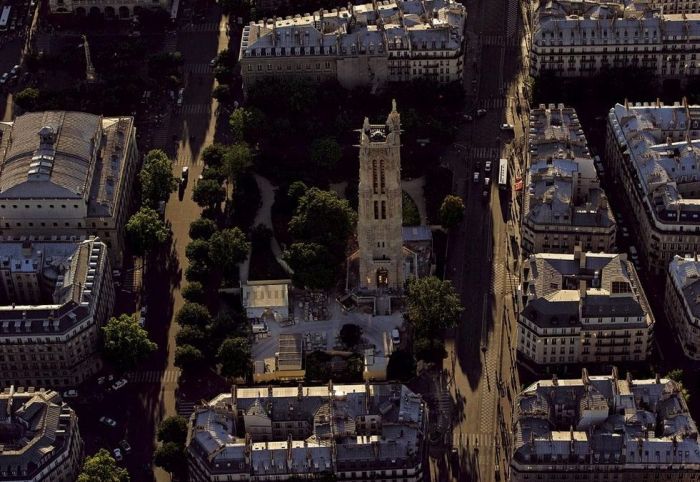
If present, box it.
[357,101,404,292]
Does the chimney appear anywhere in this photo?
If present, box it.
[655,372,660,384]
[574,245,582,266]
[231,385,238,412]
[287,434,293,463]
[552,374,558,386]
[582,368,590,385]
[268,385,273,399]
[579,280,587,299]
[298,383,303,401]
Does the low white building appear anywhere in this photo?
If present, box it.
[241,279,290,321]
[48,0,170,18]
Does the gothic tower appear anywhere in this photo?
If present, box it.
[357,100,404,292]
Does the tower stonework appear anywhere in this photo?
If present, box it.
[357,101,404,292]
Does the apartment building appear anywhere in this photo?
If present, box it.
[666,255,700,359]
[0,387,84,482]
[187,382,428,481]
[530,0,700,78]
[522,104,615,255]
[0,111,139,267]
[518,249,654,366]
[605,100,700,274]
[510,369,700,481]
[0,238,114,389]
[238,0,466,91]
[48,0,170,18]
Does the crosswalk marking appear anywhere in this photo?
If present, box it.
[181,22,222,33]
[186,63,214,75]
[125,369,181,384]
[180,103,211,115]
[481,97,507,109]
[163,33,178,53]
[178,400,196,419]
[481,34,518,47]
[470,146,501,159]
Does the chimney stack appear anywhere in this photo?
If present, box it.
[579,280,587,299]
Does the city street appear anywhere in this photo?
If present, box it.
[431,0,529,480]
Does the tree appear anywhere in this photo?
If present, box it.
[175,325,208,350]
[153,442,187,475]
[176,302,212,327]
[126,207,170,255]
[405,276,464,335]
[217,337,251,379]
[414,336,446,363]
[174,344,205,371]
[229,107,266,144]
[185,262,209,283]
[287,181,308,203]
[78,449,130,482]
[181,282,205,303]
[667,369,684,382]
[208,227,250,278]
[201,143,228,168]
[212,84,232,104]
[283,242,336,289]
[185,239,211,265]
[102,314,157,372]
[14,87,40,111]
[387,350,417,381]
[339,324,363,348]
[192,179,225,210]
[148,51,183,79]
[439,194,465,230]
[157,415,189,445]
[139,149,178,207]
[310,137,342,170]
[288,188,357,253]
[189,218,218,240]
[222,143,253,191]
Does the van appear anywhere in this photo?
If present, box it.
[252,322,268,334]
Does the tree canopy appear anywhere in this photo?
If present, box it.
[192,179,225,210]
[386,350,417,381]
[175,325,208,351]
[14,87,40,111]
[185,239,211,265]
[181,282,205,303]
[229,107,266,144]
[78,449,130,482]
[439,194,465,230]
[405,276,463,335]
[175,344,205,371]
[176,302,212,328]
[208,228,250,278]
[139,149,177,207]
[201,143,228,168]
[189,218,218,240]
[153,442,187,475]
[339,324,363,348]
[288,187,356,253]
[101,314,157,372]
[221,143,253,189]
[218,337,251,379]
[283,242,337,290]
[126,207,170,255]
[309,137,342,170]
[157,415,189,445]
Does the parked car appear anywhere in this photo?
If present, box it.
[485,161,492,172]
[112,379,128,391]
[138,315,146,328]
[473,172,479,183]
[391,328,400,345]
[0,73,9,85]
[140,305,147,316]
[476,108,487,117]
[463,114,473,122]
[181,166,189,183]
[500,123,514,131]
[484,177,491,186]
[100,416,117,428]
[621,227,630,238]
[113,448,123,461]
[210,57,217,68]
[62,389,78,398]
[119,440,132,454]
[97,376,106,385]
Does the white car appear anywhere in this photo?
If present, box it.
[485,161,492,172]
[119,440,132,454]
[209,57,217,68]
[62,389,78,398]
[484,177,491,186]
[391,328,400,345]
[100,416,117,428]
[112,378,128,391]
[113,448,123,461]
[138,315,146,328]
[500,123,514,131]
[473,172,480,183]
[621,227,630,237]
[0,73,8,85]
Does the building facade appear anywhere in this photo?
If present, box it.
[522,104,616,255]
[518,249,654,366]
[0,387,84,482]
[48,0,170,18]
[238,0,466,91]
[510,369,700,481]
[186,383,428,481]
[357,102,405,292]
[605,100,700,274]
[666,255,700,359]
[0,238,113,389]
[0,111,139,267]
[530,0,700,78]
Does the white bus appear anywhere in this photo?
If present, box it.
[0,7,11,31]
[498,158,508,190]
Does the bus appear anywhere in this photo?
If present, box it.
[0,7,11,31]
[498,158,508,190]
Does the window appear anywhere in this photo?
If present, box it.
[374,201,379,220]
[381,201,386,219]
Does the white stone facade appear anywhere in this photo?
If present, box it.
[49,0,170,18]
[666,255,700,360]
[530,0,700,78]
[238,0,466,90]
